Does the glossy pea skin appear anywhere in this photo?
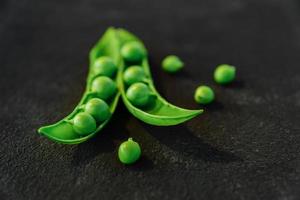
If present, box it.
[162,55,184,73]
[123,66,146,85]
[126,82,152,107]
[214,64,236,84]
[91,76,117,101]
[85,98,111,122]
[121,41,146,62]
[93,56,117,78]
[73,112,96,136]
[194,85,215,105]
[118,138,141,164]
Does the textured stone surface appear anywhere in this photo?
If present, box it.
[0,0,300,199]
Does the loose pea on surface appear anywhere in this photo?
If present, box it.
[126,82,152,107]
[85,98,111,122]
[118,138,141,164]
[121,41,146,62]
[72,112,97,136]
[161,55,184,73]
[123,65,147,85]
[91,76,117,101]
[214,64,236,84]
[194,85,215,105]
[93,56,117,77]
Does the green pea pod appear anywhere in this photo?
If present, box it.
[38,27,120,144]
[117,28,203,126]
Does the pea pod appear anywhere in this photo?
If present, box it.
[117,29,203,126]
[38,28,120,144]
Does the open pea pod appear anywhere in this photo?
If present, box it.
[38,27,120,144]
[117,29,203,126]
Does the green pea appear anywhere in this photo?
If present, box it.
[214,64,236,84]
[126,82,152,107]
[118,138,141,164]
[121,41,146,62]
[194,85,215,105]
[73,112,96,136]
[91,76,117,101]
[93,56,117,77]
[162,55,184,73]
[123,65,147,85]
[85,98,111,122]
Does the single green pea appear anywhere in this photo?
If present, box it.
[194,85,215,105]
[121,41,146,62]
[73,112,96,136]
[85,98,111,122]
[118,138,141,164]
[91,76,117,101]
[162,55,184,73]
[214,64,236,84]
[126,82,152,107]
[123,65,147,85]
[93,56,117,77]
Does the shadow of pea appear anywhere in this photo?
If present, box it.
[114,155,154,171]
[144,124,242,163]
[219,79,245,89]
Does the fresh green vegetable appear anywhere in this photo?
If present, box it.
[162,55,184,73]
[85,98,111,122]
[117,28,203,126]
[93,56,117,77]
[194,85,215,105]
[118,138,141,164]
[126,82,152,107]
[123,65,147,85]
[38,28,120,144]
[214,64,236,84]
[91,76,117,101]
[72,112,97,136]
[38,27,204,144]
[120,41,146,62]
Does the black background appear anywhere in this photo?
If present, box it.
[1,0,300,199]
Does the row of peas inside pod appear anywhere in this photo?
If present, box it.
[66,57,118,136]
[121,41,154,108]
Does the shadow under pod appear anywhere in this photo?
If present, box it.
[145,124,243,163]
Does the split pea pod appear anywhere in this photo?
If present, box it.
[38,28,120,144]
[117,29,203,126]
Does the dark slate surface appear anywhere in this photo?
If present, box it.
[1,0,300,199]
